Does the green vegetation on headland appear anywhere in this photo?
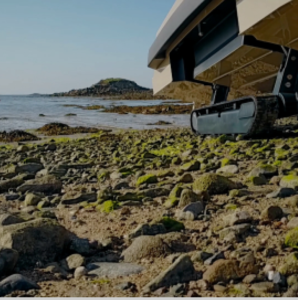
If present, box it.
[51,77,171,100]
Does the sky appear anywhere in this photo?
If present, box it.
[0,0,175,94]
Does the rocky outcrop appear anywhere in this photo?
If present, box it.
[51,78,169,100]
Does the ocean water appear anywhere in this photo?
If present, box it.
[0,95,191,132]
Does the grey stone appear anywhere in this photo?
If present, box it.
[191,251,213,263]
[0,249,19,275]
[128,223,166,240]
[267,188,296,199]
[87,262,144,278]
[15,164,43,175]
[219,224,251,239]
[216,165,239,175]
[142,188,170,198]
[24,193,42,206]
[224,211,252,227]
[0,274,40,296]
[143,254,196,293]
[69,238,91,256]
[5,194,19,201]
[74,266,88,279]
[65,254,85,271]
[0,213,24,226]
[0,178,24,193]
[272,272,287,287]
[250,282,279,293]
[17,175,62,194]
[176,202,204,221]
[204,252,225,266]
[287,217,298,229]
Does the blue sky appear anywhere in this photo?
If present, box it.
[0,0,174,94]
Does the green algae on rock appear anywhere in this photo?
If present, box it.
[279,253,298,276]
[164,184,184,208]
[97,200,119,213]
[159,217,185,232]
[136,174,158,187]
[280,175,298,190]
[193,174,238,195]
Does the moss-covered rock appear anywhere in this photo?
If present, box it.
[279,253,298,276]
[180,161,200,172]
[246,175,267,186]
[280,175,298,190]
[229,189,250,198]
[249,164,277,178]
[193,174,237,195]
[164,184,183,208]
[157,170,175,178]
[97,200,119,213]
[136,174,158,187]
[179,189,200,207]
[159,217,185,232]
[221,158,236,167]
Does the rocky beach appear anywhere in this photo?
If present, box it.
[1,117,298,296]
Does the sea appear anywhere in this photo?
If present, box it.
[0,95,191,132]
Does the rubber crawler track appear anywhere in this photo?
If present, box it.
[191,95,280,137]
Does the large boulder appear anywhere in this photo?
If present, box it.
[0,218,69,268]
[17,175,62,194]
[193,174,238,195]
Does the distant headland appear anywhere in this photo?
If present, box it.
[50,78,170,100]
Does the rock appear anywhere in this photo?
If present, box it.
[213,284,227,293]
[243,274,258,284]
[74,266,88,279]
[176,202,204,221]
[193,174,237,195]
[287,217,298,229]
[181,161,200,172]
[224,211,252,227]
[178,189,200,207]
[143,254,197,293]
[0,274,40,296]
[247,175,267,186]
[261,206,283,221]
[164,184,183,208]
[203,260,240,284]
[249,165,277,178]
[122,236,172,262]
[284,283,298,297]
[5,194,19,201]
[0,274,40,297]
[250,282,279,293]
[128,223,166,240]
[216,165,239,175]
[266,188,296,199]
[158,217,185,232]
[0,177,24,193]
[177,173,193,183]
[229,189,250,198]
[204,253,225,266]
[87,262,144,278]
[65,254,85,271]
[15,164,43,175]
[16,145,29,152]
[280,175,298,190]
[0,213,24,226]
[116,282,135,291]
[24,193,42,206]
[218,224,251,239]
[136,174,158,187]
[279,253,298,275]
[0,218,69,268]
[142,188,170,198]
[0,249,19,275]
[287,274,298,287]
[17,175,62,194]
[61,193,97,205]
[271,272,286,286]
[69,238,91,255]
[191,251,213,263]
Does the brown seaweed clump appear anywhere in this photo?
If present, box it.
[37,123,101,136]
[0,130,39,142]
[103,104,192,115]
